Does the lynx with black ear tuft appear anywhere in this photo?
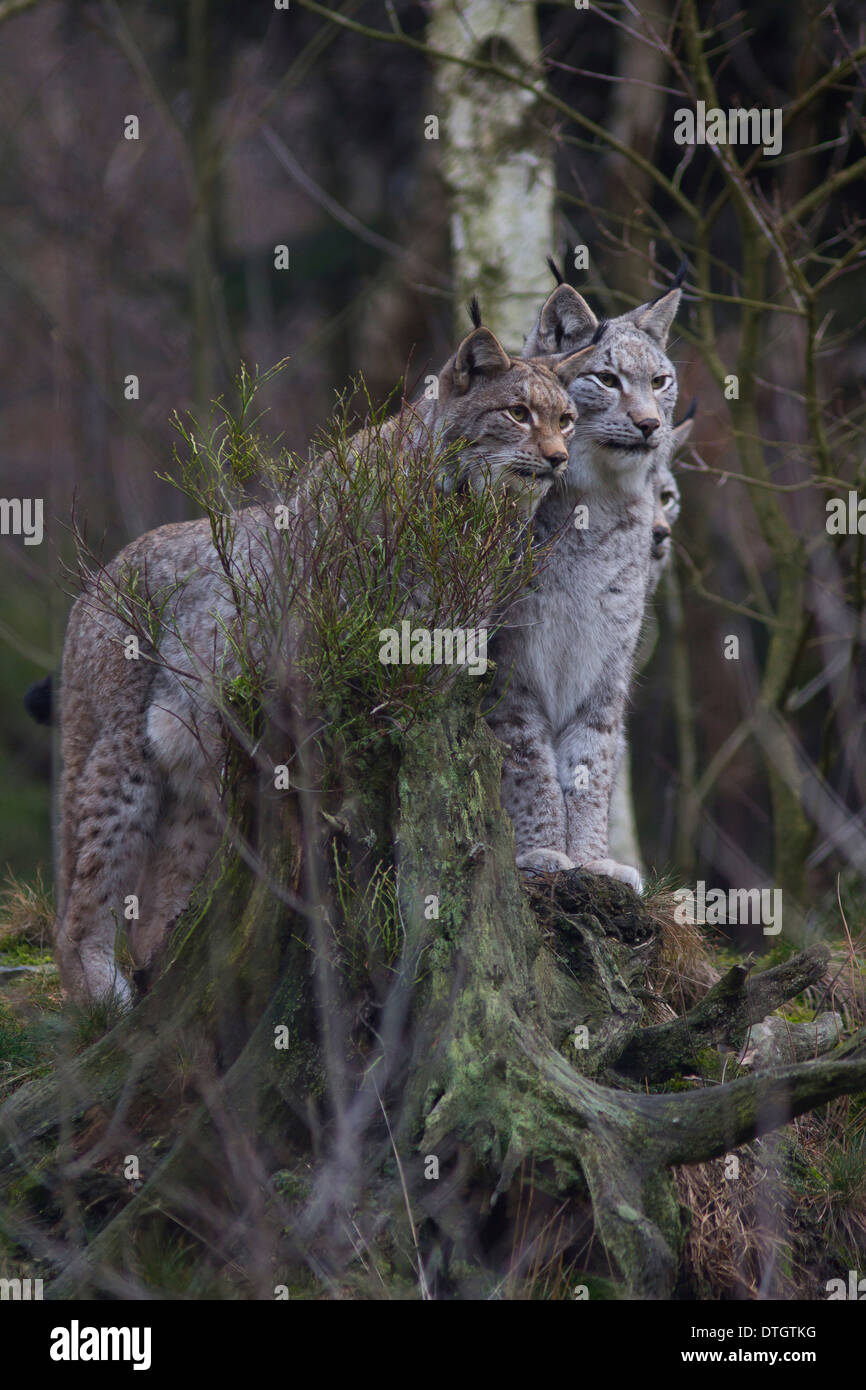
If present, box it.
[485,276,688,889]
[52,326,585,1004]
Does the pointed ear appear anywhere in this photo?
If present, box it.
[553,322,608,387]
[524,284,598,356]
[630,287,681,346]
[671,415,692,452]
[447,327,512,394]
[671,397,697,452]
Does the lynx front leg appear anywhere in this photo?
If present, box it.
[487,708,573,873]
[558,714,643,892]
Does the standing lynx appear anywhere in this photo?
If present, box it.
[484,278,685,888]
[55,326,591,1005]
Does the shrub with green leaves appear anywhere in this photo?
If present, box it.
[80,362,553,772]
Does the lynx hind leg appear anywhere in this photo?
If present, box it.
[127,689,224,990]
[487,708,571,873]
[128,792,221,991]
[54,733,162,1007]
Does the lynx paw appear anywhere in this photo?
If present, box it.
[516,848,576,875]
[580,857,644,893]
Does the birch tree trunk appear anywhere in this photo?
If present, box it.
[609,749,643,871]
[429,1,649,872]
[428,0,555,346]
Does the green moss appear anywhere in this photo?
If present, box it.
[269,1167,312,1204]
[0,943,53,968]
[694,1046,726,1081]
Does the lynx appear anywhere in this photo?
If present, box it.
[609,429,691,869]
[484,278,686,889]
[649,459,681,590]
[54,325,592,1005]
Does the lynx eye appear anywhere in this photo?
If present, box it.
[595,372,620,389]
[560,413,575,431]
[506,405,531,423]
[661,488,676,509]
[652,373,671,390]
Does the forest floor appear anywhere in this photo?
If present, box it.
[1,867,865,1299]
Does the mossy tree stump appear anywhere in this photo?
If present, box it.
[1,684,863,1299]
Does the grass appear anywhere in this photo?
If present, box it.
[0,988,59,1102]
[0,868,53,951]
[331,848,403,988]
[0,575,54,883]
[0,870,61,1099]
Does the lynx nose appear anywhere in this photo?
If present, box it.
[636,417,661,439]
[652,522,670,548]
[544,447,569,472]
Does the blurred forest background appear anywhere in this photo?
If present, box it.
[1,0,864,939]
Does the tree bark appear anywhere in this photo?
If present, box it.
[428,0,555,346]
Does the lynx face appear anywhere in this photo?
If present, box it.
[429,326,592,516]
[523,283,681,490]
[647,409,693,592]
[651,464,680,565]
[564,333,677,478]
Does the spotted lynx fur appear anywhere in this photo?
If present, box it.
[54,326,590,1005]
[608,440,690,869]
[484,279,686,889]
[649,459,681,590]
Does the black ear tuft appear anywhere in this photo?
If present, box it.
[546,255,566,286]
[648,260,688,307]
[674,396,698,428]
[671,260,688,290]
[467,295,483,329]
[590,319,608,346]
